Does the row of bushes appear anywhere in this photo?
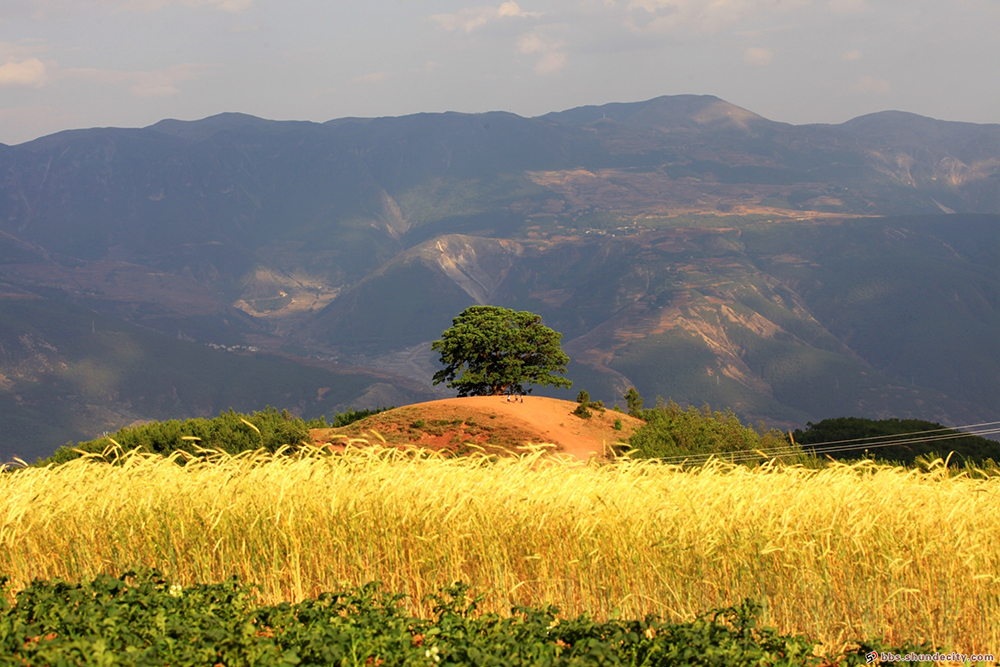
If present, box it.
[33,387,1000,469]
[38,406,390,466]
[608,388,1000,468]
[0,571,933,666]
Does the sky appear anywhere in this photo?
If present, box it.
[1,0,998,145]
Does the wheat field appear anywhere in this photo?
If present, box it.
[1,445,998,653]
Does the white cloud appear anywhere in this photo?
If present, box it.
[130,65,201,96]
[851,75,890,94]
[350,71,392,85]
[58,68,124,84]
[743,46,773,65]
[626,0,809,34]
[841,49,862,61]
[0,41,47,60]
[19,0,253,14]
[212,0,250,10]
[0,58,47,87]
[432,1,539,32]
[113,0,252,12]
[517,31,568,75]
[534,51,568,74]
[350,63,434,87]
[828,0,868,15]
[60,63,205,97]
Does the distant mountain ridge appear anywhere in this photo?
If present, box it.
[1,95,998,460]
[538,94,776,132]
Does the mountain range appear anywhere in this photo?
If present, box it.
[1,94,998,461]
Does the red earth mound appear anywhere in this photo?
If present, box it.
[310,396,642,460]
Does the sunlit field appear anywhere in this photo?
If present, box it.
[2,445,998,653]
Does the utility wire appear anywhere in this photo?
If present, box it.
[649,426,1000,465]
[708,428,1000,465]
[786,420,1000,448]
[644,419,1000,462]
[685,427,1000,465]
[719,427,1000,465]
[641,421,1000,466]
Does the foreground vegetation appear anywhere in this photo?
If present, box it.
[2,447,998,655]
[1,572,880,667]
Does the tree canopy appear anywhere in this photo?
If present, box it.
[793,417,1000,466]
[431,306,572,397]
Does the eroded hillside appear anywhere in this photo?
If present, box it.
[1,96,998,458]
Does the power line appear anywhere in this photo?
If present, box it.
[694,427,1000,465]
[803,427,1000,453]
[789,420,1000,448]
[723,427,1000,465]
[654,420,1000,462]
[641,421,1000,466]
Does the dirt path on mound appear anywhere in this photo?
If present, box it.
[311,396,642,460]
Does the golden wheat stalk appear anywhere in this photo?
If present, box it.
[1,446,997,653]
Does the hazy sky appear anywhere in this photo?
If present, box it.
[1,0,998,145]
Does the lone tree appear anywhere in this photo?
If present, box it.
[624,387,644,416]
[432,306,572,397]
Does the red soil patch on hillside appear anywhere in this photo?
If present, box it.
[310,396,642,460]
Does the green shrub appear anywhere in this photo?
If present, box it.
[41,406,398,467]
[306,406,393,429]
[41,407,310,465]
[624,387,644,416]
[629,399,801,464]
[793,417,1000,466]
[573,390,605,420]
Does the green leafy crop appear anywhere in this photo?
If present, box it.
[0,572,924,667]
